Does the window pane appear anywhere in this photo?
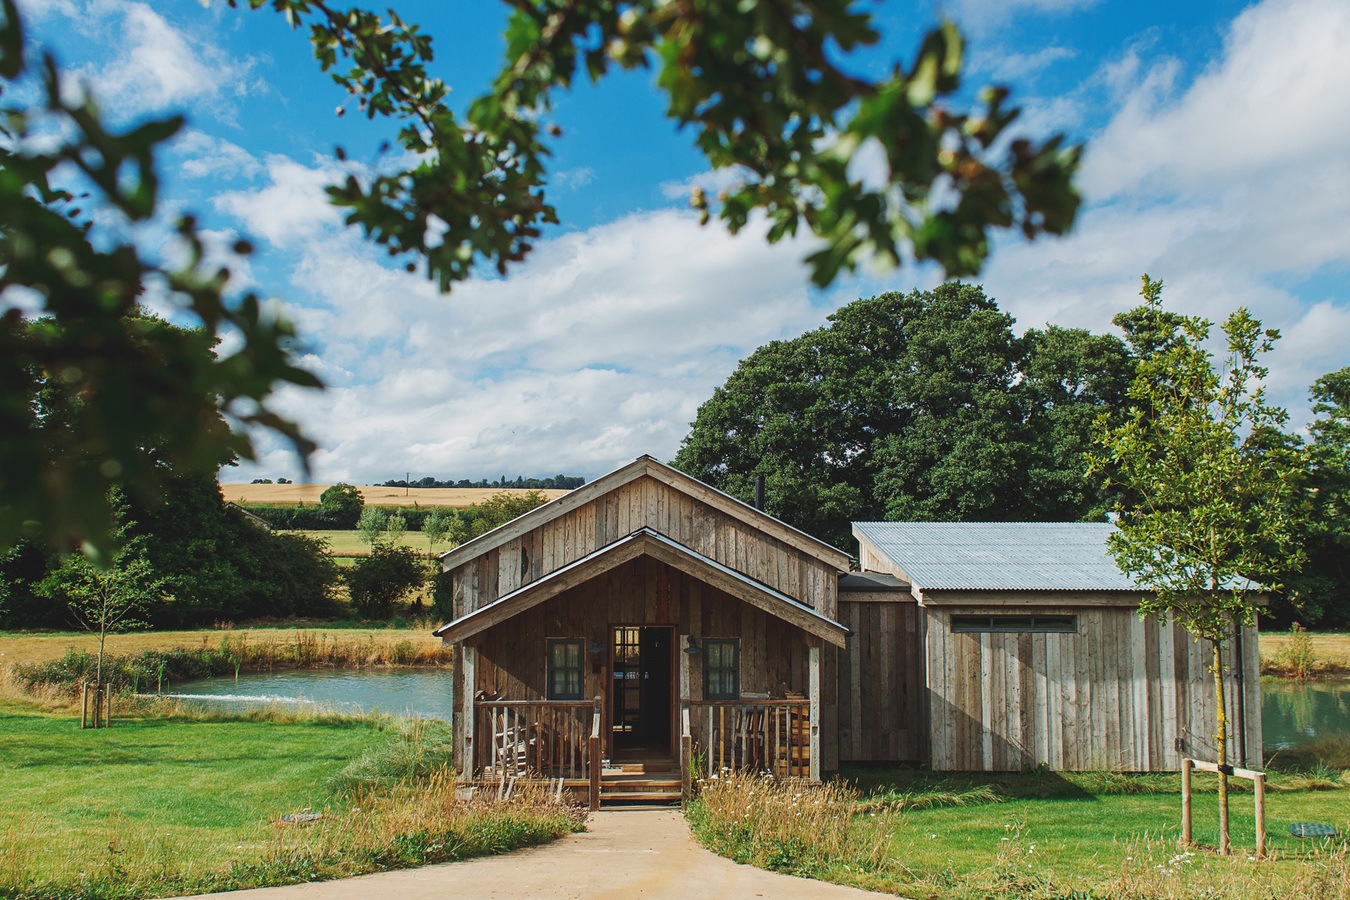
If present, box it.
[547,639,583,700]
[704,639,739,700]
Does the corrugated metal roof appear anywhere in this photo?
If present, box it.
[852,522,1141,592]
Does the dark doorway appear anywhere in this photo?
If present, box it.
[611,626,673,753]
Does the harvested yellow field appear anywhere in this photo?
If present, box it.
[220,483,569,507]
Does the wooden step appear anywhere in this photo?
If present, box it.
[602,779,680,793]
[599,791,682,804]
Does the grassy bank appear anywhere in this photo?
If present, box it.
[0,627,448,675]
[688,764,1350,899]
[1263,630,1350,678]
[0,702,580,899]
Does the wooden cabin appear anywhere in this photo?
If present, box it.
[853,522,1262,773]
[434,459,1261,804]
[434,456,849,805]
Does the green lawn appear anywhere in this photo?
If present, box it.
[690,767,1350,900]
[0,705,385,894]
[0,703,577,899]
[865,772,1350,898]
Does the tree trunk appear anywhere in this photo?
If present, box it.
[95,622,107,729]
[1212,640,1230,855]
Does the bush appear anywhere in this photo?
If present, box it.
[319,483,365,528]
[347,544,427,617]
[430,570,454,623]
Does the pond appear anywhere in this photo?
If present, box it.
[160,669,455,721]
[1262,677,1350,751]
[161,670,1350,751]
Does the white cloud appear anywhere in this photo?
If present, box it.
[225,199,843,484]
[972,0,1350,429]
[1083,0,1350,197]
[173,131,263,181]
[213,155,344,248]
[553,167,595,191]
[950,0,1101,34]
[54,1,259,122]
[660,167,751,201]
[973,45,1077,83]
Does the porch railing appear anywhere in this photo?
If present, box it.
[685,699,811,780]
[473,699,596,781]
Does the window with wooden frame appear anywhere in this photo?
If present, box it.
[703,639,740,700]
[950,614,1077,634]
[547,639,584,700]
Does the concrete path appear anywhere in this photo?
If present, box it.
[191,808,898,899]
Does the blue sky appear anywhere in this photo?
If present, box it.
[19,0,1350,485]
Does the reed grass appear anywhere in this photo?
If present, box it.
[9,630,451,696]
[0,626,447,673]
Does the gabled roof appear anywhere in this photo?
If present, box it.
[439,455,851,572]
[434,527,849,646]
[853,522,1139,592]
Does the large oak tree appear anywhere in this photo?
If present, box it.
[673,283,1131,548]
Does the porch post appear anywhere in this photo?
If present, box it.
[461,644,476,778]
[809,644,821,782]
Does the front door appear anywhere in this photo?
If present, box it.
[611,626,673,754]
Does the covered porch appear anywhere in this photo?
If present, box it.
[437,529,847,806]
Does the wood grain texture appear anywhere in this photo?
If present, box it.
[925,606,1262,772]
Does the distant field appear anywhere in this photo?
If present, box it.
[221,483,569,508]
[301,529,441,558]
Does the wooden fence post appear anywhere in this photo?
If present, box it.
[588,696,602,811]
[80,683,89,730]
[1254,772,1266,858]
[1181,757,1193,847]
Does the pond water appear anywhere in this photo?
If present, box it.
[1262,678,1350,750]
[161,670,1350,751]
[160,669,455,721]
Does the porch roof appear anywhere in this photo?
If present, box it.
[434,527,849,647]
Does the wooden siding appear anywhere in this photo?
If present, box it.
[452,555,824,770]
[835,597,926,764]
[449,474,838,618]
[926,606,1262,772]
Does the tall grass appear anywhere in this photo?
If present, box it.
[688,763,1350,900]
[12,631,451,695]
[686,772,903,880]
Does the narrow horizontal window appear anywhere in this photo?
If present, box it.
[951,615,1077,634]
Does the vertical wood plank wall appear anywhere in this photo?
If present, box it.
[925,606,1262,772]
[451,555,824,770]
[835,596,927,764]
[449,474,838,621]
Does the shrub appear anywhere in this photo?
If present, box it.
[319,483,365,528]
[1277,622,1320,680]
[347,544,426,618]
